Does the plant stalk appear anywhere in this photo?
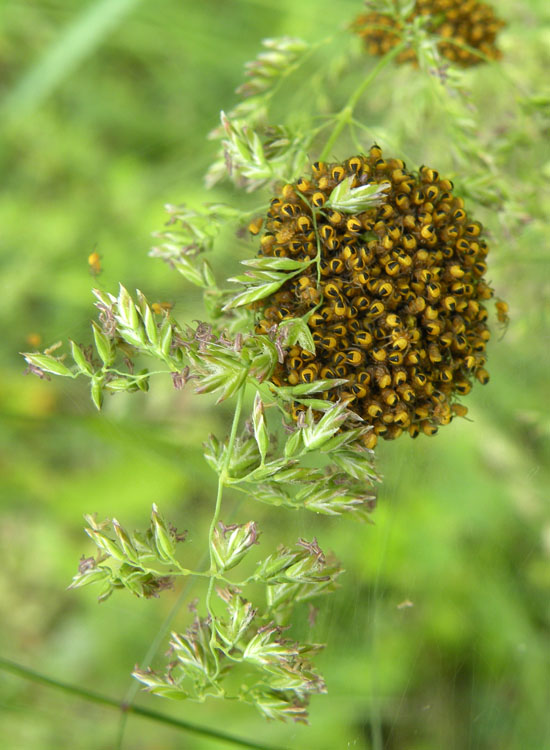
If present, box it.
[205,384,246,674]
[319,41,407,161]
[0,656,284,750]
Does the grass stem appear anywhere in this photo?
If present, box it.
[0,656,285,750]
[319,42,407,161]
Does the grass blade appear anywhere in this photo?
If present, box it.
[2,0,143,121]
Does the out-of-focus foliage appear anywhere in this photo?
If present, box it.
[1,0,549,749]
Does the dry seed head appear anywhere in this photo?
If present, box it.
[354,0,505,68]
[252,146,502,449]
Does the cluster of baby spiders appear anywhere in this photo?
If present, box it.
[251,145,496,449]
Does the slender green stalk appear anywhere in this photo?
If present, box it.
[263,35,334,104]
[367,502,397,750]
[0,657,285,750]
[310,202,324,286]
[206,384,245,675]
[294,188,323,286]
[319,42,407,161]
[115,579,198,749]
[209,384,246,570]
[115,442,249,750]
[368,607,384,750]
[108,368,173,379]
[350,116,418,166]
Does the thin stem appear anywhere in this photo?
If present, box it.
[209,384,246,570]
[254,31,338,113]
[115,390,245,746]
[367,499,397,750]
[205,384,245,675]
[318,108,351,163]
[115,500,245,749]
[294,188,323,287]
[107,368,173,379]
[270,37,331,98]
[310,202,323,287]
[319,42,407,162]
[350,117,418,167]
[0,657,285,750]
[115,580,192,748]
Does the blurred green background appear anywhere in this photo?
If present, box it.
[1,1,549,748]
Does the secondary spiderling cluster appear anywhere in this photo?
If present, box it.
[252,145,495,449]
[354,0,505,68]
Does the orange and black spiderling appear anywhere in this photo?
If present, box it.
[353,0,505,68]
[251,146,502,450]
[88,250,102,276]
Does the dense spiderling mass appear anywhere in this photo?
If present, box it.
[354,0,505,68]
[251,146,495,449]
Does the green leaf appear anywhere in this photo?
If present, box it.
[227,437,262,479]
[203,259,216,287]
[248,687,309,723]
[91,321,114,366]
[228,269,284,284]
[302,486,370,516]
[92,288,112,307]
[91,377,104,409]
[326,176,391,213]
[151,504,177,562]
[86,528,126,561]
[137,291,159,348]
[202,434,224,473]
[222,279,288,310]
[105,377,134,391]
[68,564,112,591]
[117,285,140,330]
[284,429,303,458]
[159,317,173,357]
[272,465,318,483]
[331,449,379,481]
[241,257,311,271]
[173,256,209,288]
[280,318,315,354]
[138,683,189,701]
[112,519,140,564]
[133,668,189,700]
[22,352,75,378]
[70,340,93,376]
[302,402,349,451]
[275,378,348,397]
[320,426,373,453]
[242,625,298,666]
[211,521,258,572]
[195,364,248,403]
[294,397,335,409]
[253,483,295,508]
[242,457,294,482]
[215,593,256,649]
[252,393,269,462]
